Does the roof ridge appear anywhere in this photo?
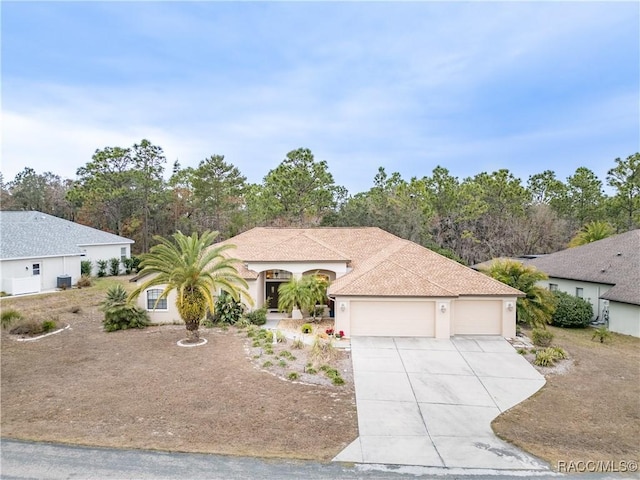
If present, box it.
[300,231,350,260]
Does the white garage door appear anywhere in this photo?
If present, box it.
[454,300,502,335]
[350,300,435,337]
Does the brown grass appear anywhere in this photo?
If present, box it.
[493,325,640,469]
[0,278,358,460]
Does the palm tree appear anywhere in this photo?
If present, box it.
[568,221,614,247]
[481,259,556,329]
[278,276,311,318]
[129,230,249,342]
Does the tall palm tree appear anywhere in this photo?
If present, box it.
[481,259,556,329]
[568,221,614,247]
[129,230,249,342]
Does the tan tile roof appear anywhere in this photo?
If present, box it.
[220,227,522,298]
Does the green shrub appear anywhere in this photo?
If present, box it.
[301,323,313,334]
[320,365,345,385]
[80,260,92,276]
[76,275,92,288]
[235,317,252,328]
[531,328,554,347]
[41,319,58,333]
[263,346,274,355]
[592,326,612,344]
[279,350,296,360]
[244,306,267,326]
[212,292,245,324]
[549,346,567,359]
[534,349,556,367]
[287,372,299,380]
[246,325,258,337]
[108,258,121,276]
[122,256,140,274]
[552,291,593,328]
[262,361,273,368]
[96,260,108,278]
[100,284,149,332]
[278,359,287,367]
[305,366,317,375]
[275,330,286,343]
[516,348,527,355]
[1,308,23,329]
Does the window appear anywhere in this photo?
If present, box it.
[146,289,167,310]
[549,283,558,291]
[32,263,40,276]
[576,287,584,298]
[120,247,127,263]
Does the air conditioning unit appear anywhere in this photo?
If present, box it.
[57,275,72,289]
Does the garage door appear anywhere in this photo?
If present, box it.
[454,300,502,335]
[350,300,435,337]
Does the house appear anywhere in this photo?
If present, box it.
[0,211,134,295]
[136,227,523,338]
[522,230,640,338]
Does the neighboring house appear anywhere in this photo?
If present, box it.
[522,230,640,338]
[0,211,134,295]
[136,227,523,339]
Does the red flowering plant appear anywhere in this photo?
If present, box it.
[325,328,334,336]
[338,330,345,339]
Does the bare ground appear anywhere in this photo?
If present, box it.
[0,278,358,461]
[493,325,640,469]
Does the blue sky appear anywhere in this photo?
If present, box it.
[2,1,639,195]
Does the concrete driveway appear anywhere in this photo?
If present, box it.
[334,336,549,472]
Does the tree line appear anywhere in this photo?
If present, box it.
[2,140,638,265]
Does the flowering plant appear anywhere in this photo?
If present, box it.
[325,328,334,336]
[338,330,345,338]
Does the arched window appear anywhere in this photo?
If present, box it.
[146,289,167,310]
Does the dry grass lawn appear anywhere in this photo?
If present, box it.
[493,325,640,469]
[0,278,358,461]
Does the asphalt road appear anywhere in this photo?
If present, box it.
[0,439,630,480]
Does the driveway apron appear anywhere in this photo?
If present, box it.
[334,336,549,471]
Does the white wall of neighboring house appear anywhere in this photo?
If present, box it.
[81,244,132,275]
[542,277,612,323]
[1,256,81,295]
[134,283,181,325]
[608,301,640,338]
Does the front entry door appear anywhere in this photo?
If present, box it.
[266,281,280,310]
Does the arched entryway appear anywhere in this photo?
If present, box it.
[264,269,292,311]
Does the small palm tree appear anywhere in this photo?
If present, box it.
[303,274,329,321]
[568,221,614,247]
[129,230,249,342]
[278,277,311,316]
[481,259,556,329]
[101,284,149,332]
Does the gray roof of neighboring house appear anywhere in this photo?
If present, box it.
[524,229,640,306]
[0,211,134,260]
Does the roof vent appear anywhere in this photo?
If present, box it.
[616,252,622,256]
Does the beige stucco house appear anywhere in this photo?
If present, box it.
[136,227,523,339]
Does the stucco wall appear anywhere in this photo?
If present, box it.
[608,301,640,337]
[1,256,81,295]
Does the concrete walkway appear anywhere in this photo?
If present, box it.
[334,336,549,471]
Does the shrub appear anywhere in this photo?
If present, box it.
[100,284,149,332]
[592,326,612,344]
[531,328,554,347]
[275,330,286,343]
[109,258,121,276]
[80,260,92,276]
[96,260,108,278]
[244,306,267,326]
[291,337,304,349]
[278,359,287,367]
[246,325,258,338]
[552,291,593,328]
[42,319,58,333]
[287,372,299,381]
[122,256,140,274]
[262,361,273,368]
[1,308,23,329]
[301,323,313,334]
[534,346,568,367]
[305,366,317,375]
[320,365,345,385]
[212,292,245,324]
[311,336,338,364]
[279,350,296,360]
[10,319,44,336]
[76,275,92,288]
[534,349,556,367]
[235,317,252,328]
